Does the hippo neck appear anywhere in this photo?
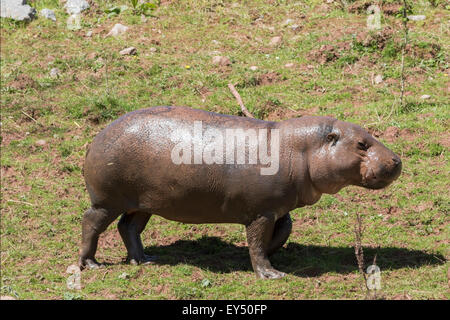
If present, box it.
[294,163,323,207]
[281,143,323,207]
[279,117,341,207]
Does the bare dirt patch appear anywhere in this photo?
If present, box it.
[237,72,283,88]
[406,43,442,60]
[257,72,282,85]
[309,44,340,64]
[265,107,301,122]
[384,126,400,142]
[0,131,24,147]
[371,126,419,143]
[348,1,402,16]
[309,40,353,64]
[355,26,394,50]
[8,74,37,90]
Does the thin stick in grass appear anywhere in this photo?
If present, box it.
[227,83,255,118]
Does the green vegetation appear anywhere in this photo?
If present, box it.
[1,0,448,300]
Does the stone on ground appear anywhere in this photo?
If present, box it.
[212,56,231,66]
[269,36,282,47]
[40,8,56,21]
[0,0,36,21]
[106,24,129,37]
[119,47,137,55]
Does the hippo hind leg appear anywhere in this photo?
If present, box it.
[79,207,121,270]
[267,213,292,256]
[246,214,286,279]
[118,211,155,265]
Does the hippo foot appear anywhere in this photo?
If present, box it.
[256,268,286,279]
[127,254,157,266]
[79,258,104,270]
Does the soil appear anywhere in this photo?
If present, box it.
[257,72,282,85]
[355,26,394,50]
[8,74,37,90]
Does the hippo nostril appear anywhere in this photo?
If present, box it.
[392,157,401,166]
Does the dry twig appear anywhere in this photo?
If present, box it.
[227,83,255,118]
[354,212,368,291]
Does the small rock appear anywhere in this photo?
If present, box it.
[285,63,295,68]
[106,23,129,37]
[149,47,157,53]
[420,94,431,100]
[269,36,282,47]
[212,56,231,66]
[249,66,258,71]
[40,8,56,21]
[0,0,36,21]
[201,279,211,288]
[64,0,90,15]
[374,74,383,84]
[49,68,60,78]
[35,139,46,146]
[85,30,93,37]
[118,272,130,280]
[282,18,293,26]
[119,47,137,55]
[407,15,426,21]
[211,40,220,45]
[290,24,301,32]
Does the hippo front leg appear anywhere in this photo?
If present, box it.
[246,214,286,279]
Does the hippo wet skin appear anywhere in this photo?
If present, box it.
[80,106,401,279]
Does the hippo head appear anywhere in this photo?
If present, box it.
[305,117,402,194]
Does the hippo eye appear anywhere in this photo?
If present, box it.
[358,142,368,151]
[326,132,338,143]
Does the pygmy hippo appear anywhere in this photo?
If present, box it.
[79,106,401,279]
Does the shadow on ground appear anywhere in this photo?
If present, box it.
[144,236,445,277]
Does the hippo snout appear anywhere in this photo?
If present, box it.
[363,154,402,189]
[362,146,402,190]
[379,155,402,180]
[391,155,402,176]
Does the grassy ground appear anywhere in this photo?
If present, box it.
[1,0,449,300]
